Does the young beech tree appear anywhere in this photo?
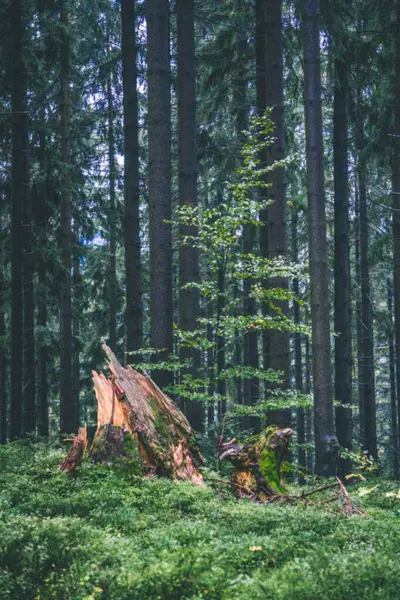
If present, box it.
[158,115,309,436]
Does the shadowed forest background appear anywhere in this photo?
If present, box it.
[2,0,400,597]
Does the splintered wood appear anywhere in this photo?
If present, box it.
[59,424,88,473]
[90,345,204,484]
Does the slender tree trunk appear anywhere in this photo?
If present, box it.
[354,180,364,445]
[0,224,6,444]
[22,141,35,436]
[217,261,227,419]
[37,128,48,438]
[59,1,75,434]
[207,299,215,432]
[333,57,352,475]
[392,0,400,464]
[107,63,118,352]
[256,0,270,374]
[122,0,142,356]
[356,116,377,459]
[265,0,290,429]
[147,0,173,388]
[72,218,81,425]
[305,334,313,473]
[292,210,305,481]
[303,0,337,475]
[176,0,202,430]
[11,0,28,440]
[388,278,399,478]
[238,72,259,425]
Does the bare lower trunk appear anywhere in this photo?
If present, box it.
[303,0,338,475]
[333,57,352,476]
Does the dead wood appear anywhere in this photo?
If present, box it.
[59,345,204,483]
[59,425,88,473]
[218,427,293,500]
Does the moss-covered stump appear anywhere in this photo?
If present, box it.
[89,345,204,484]
[218,427,293,500]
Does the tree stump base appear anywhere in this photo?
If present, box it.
[218,427,293,500]
[60,345,204,483]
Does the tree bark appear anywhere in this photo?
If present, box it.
[292,209,305,481]
[265,0,291,430]
[356,115,377,459]
[107,58,118,353]
[333,57,352,475]
[147,0,173,388]
[388,278,399,478]
[305,333,313,473]
[122,0,142,356]
[22,143,35,435]
[354,180,364,445]
[59,1,75,434]
[90,345,204,483]
[37,129,49,438]
[0,220,6,444]
[303,0,338,475]
[10,0,27,440]
[176,0,202,430]
[217,263,227,419]
[392,0,400,466]
[72,218,81,425]
[256,0,270,374]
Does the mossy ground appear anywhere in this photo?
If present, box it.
[1,440,400,599]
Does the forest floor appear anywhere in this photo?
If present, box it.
[1,441,400,600]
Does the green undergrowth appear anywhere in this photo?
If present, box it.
[1,441,400,599]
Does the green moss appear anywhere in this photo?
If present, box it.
[259,449,286,495]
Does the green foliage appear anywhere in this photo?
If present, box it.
[1,443,400,599]
[132,114,306,429]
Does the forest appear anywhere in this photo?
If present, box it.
[2,0,400,598]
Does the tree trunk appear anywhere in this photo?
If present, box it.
[354,179,364,446]
[265,0,290,430]
[72,218,81,425]
[217,263,226,419]
[0,221,6,444]
[90,345,204,483]
[219,427,293,499]
[292,209,305,481]
[238,72,259,428]
[333,57,352,475]
[147,0,173,388]
[36,125,48,438]
[388,278,399,478]
[107,58,118,353]
[10,0,27,440]
[356,115,377,460]
[392,0,400,467]
[305,333,313,473]
[256,0,270,375]
[122,0,142,356]
[303,0,338,475]
[22,143,35,435]
[176,0,202,430]
[59,1,75,434]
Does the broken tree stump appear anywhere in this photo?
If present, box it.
[59,425,88,474]
[218,427,293,500]
[88,344,204,483]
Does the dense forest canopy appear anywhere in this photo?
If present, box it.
[1,0,400,480]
